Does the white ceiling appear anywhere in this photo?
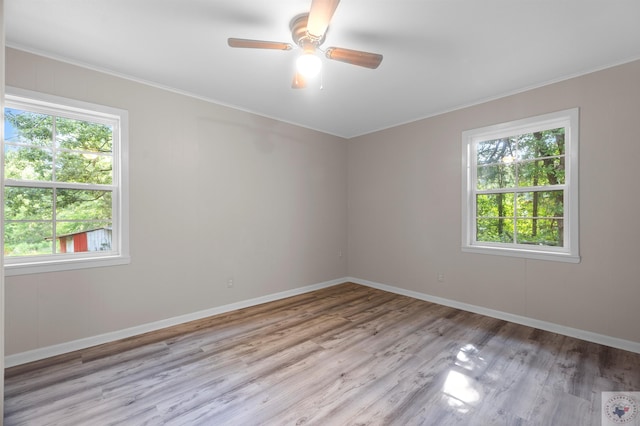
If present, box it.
[6,0,640,138]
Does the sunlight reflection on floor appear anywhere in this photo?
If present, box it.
[442,344,486,414]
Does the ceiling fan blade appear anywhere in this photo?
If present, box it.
[292,71,307,89]
[307,0,340,39]
[325,47,383,69]
[228,38,293,50]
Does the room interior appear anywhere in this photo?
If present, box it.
[2,0,640,424]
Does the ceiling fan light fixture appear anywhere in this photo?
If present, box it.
[296,52,322,78]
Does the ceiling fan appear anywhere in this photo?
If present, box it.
[227,0,383,89]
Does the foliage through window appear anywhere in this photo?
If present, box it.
[3,88,129,274]
[462,109,579,263]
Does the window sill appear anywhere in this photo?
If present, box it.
[4,254,131,276]
[462,245,580,263]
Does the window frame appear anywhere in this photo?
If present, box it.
[461,108,580,263]
[4,87,129,275]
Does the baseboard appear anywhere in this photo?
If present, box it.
[347,276,640,354]
[4,277,346,368]
[7,276,639,367]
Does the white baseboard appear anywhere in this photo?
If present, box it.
[7,276,639,367]
[4,277,346,368]
[347,276,640,354]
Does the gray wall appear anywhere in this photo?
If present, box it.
[348,59,640,344]
[5,48,348,355]
[5,47,640,356]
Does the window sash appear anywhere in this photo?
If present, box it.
[4,87,129,274]
[461,108,579,263]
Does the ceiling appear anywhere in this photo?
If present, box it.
[6,0,640,139]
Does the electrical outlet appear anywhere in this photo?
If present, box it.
[437,272,445,283]
[227,278,234,288]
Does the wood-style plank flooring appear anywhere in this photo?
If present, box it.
[4,283,640,425]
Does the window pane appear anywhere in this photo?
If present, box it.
[5,187,53,220]
[4,145,53,181]
[517,128,565,160]
[4,108,53,147]
[518,158,564,187]
[55,222,112,253]
[477,164,515,190]
[56,117,113,153]
[516,191,563,218]
[516,219,563,246]
[4,222,54,256]
[476,193,514,217]
[56,151,113,184]
[476,218,514,243]
[56,189,112,220]
[476,138,515,165]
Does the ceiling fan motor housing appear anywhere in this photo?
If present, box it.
[290,14,326,50]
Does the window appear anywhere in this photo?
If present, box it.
[3,88,129,275]
[461,108,579,263]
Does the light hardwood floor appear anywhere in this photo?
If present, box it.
[4,283,640,425]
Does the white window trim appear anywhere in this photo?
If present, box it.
[4,87,130,275]
[461,108,580,263]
